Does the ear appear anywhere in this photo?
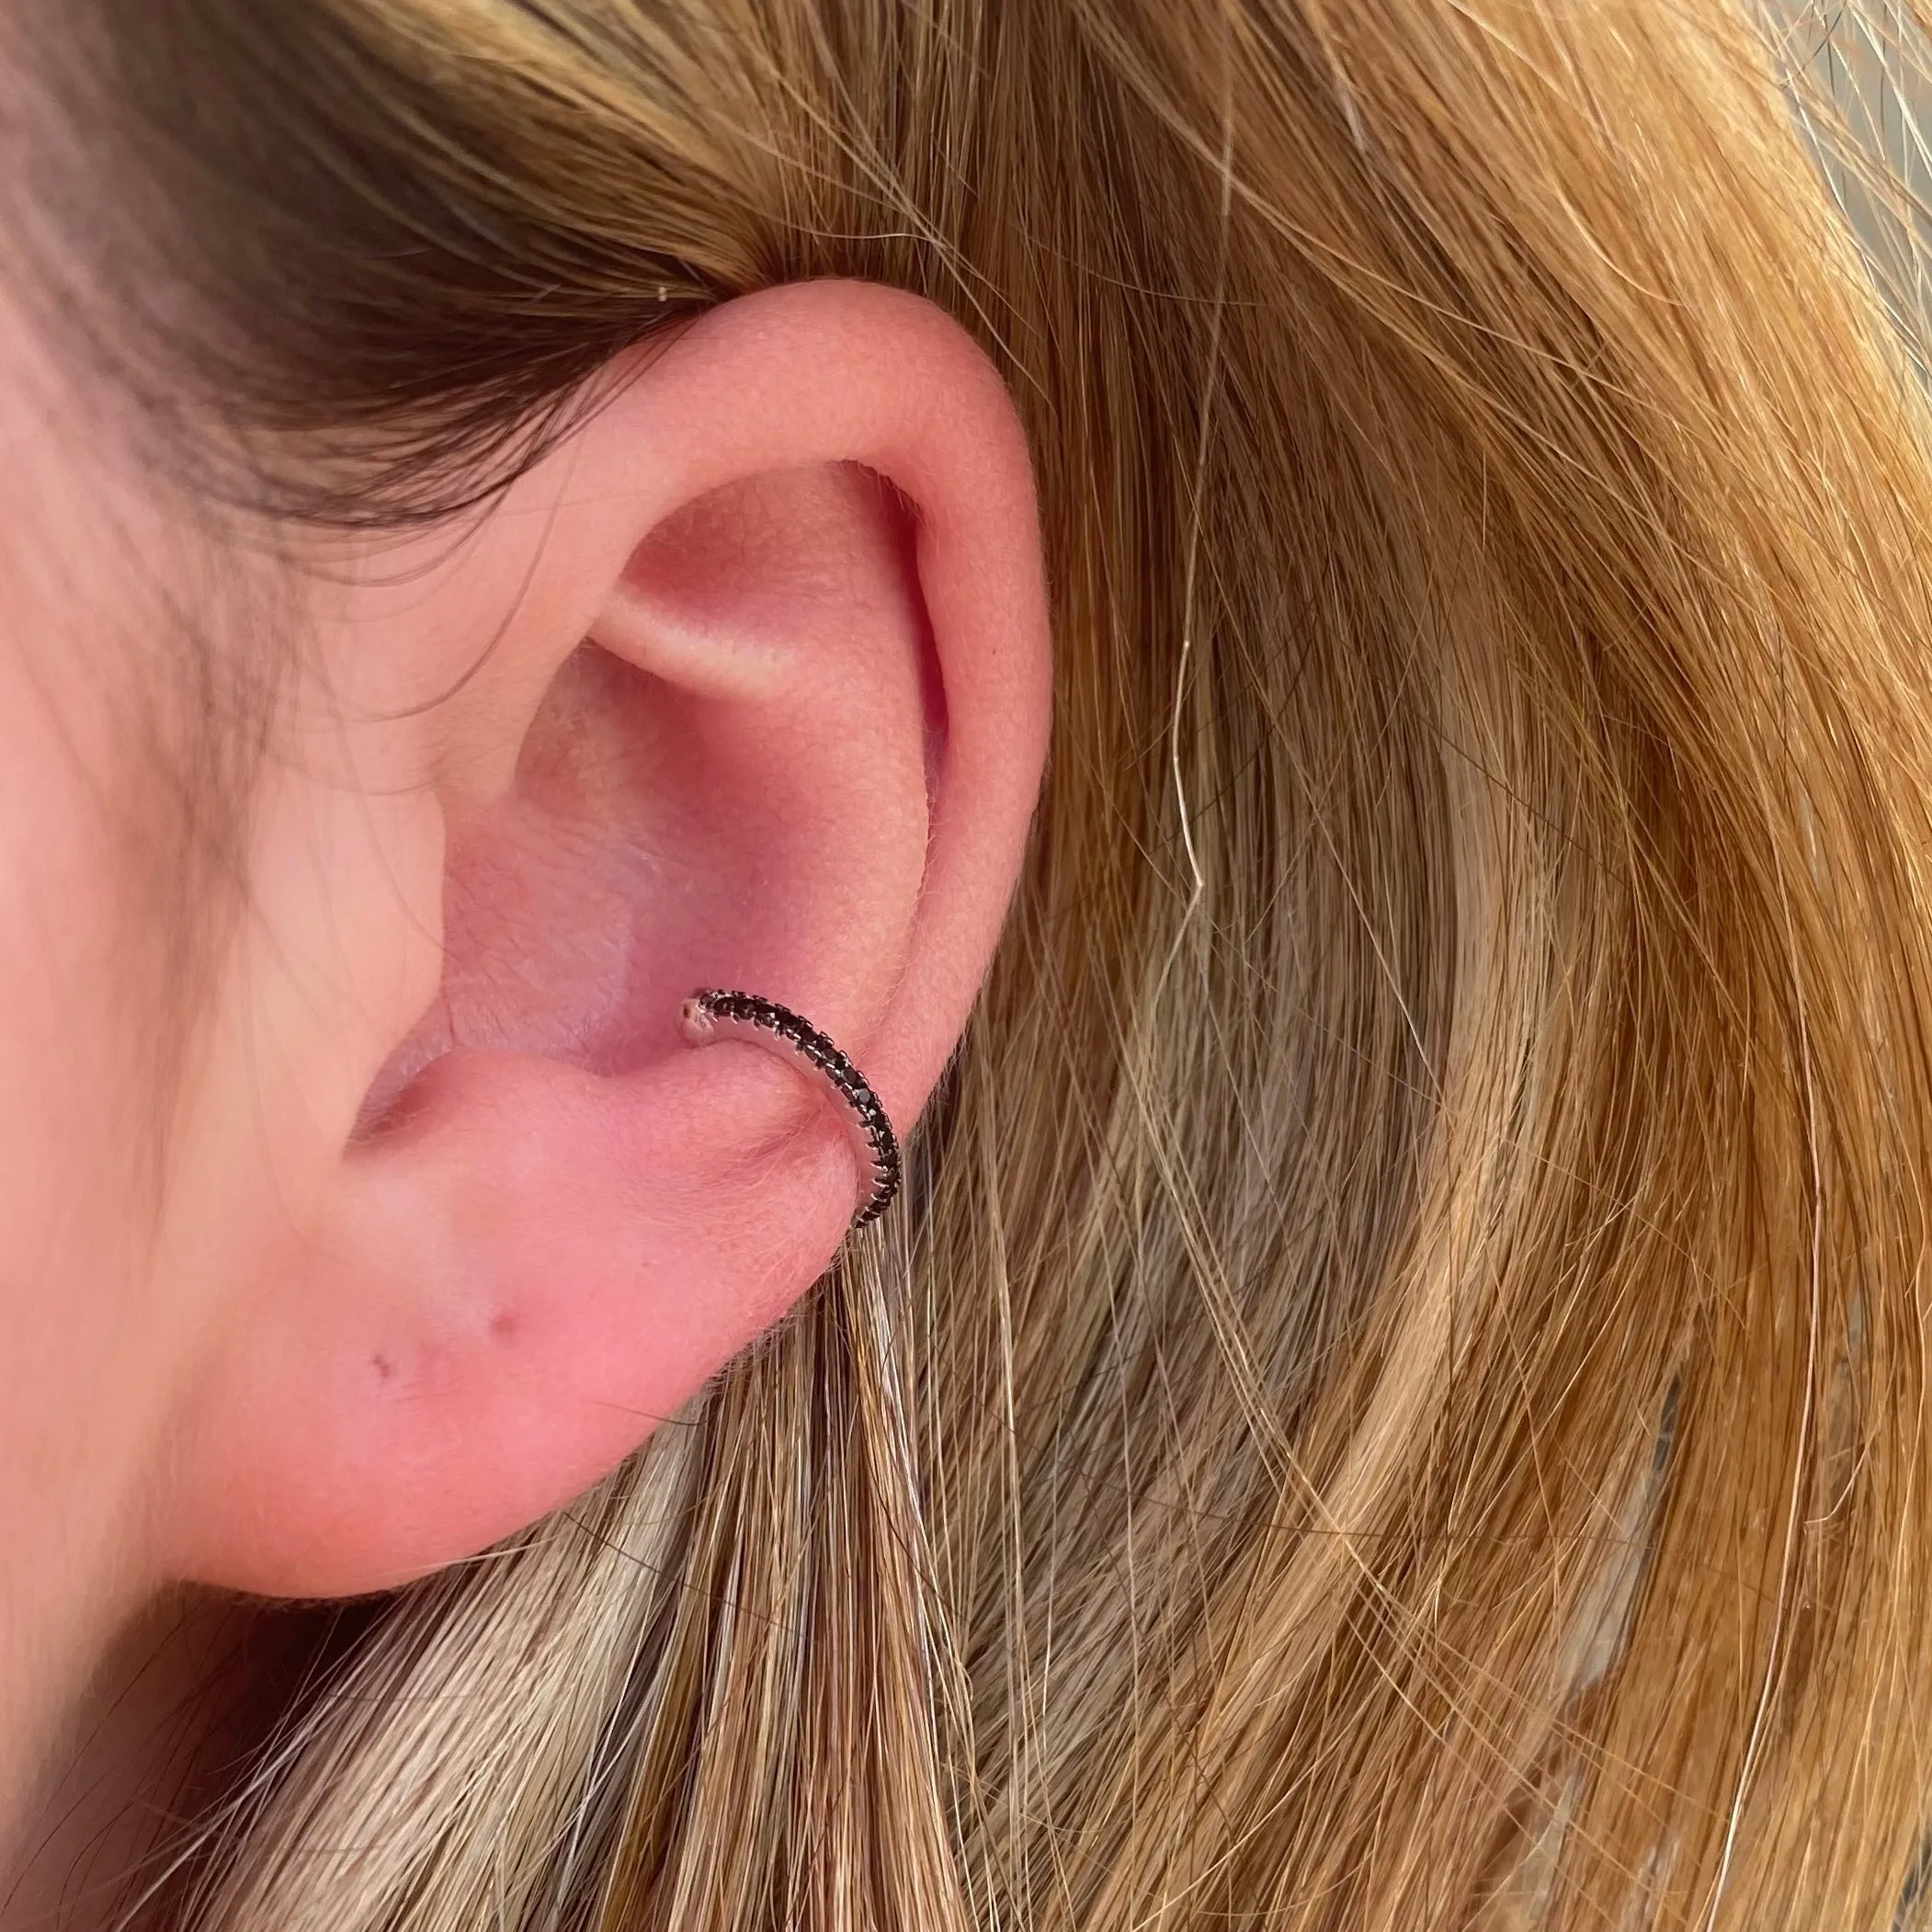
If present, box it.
[166,282,1051,1597]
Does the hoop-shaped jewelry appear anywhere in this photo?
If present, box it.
[678,989,903,1229]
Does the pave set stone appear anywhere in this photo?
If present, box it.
[681,989,903,1228]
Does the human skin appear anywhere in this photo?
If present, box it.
[0,268,1051,1923]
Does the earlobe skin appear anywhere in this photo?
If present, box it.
[165,284,1051,1599]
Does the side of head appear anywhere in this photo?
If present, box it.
[6,4,1932,1929]
[0,13,1058,1755]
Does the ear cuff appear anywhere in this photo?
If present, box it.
[678,989,903,1229]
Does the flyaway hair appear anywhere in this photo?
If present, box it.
[22,1,1932,1926]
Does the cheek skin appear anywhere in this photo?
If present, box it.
[0,280,452,1833]
[0,310,282,1809]
[0,424,175,1381]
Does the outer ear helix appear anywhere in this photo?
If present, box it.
[678,989,903,1229]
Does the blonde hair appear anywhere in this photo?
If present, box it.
[43,0,1932,1925]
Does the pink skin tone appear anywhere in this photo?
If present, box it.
[0,280,1051,1920]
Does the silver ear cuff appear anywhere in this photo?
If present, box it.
[678,989,903,1229]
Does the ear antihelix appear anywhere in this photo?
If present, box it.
[679,987,903,1228]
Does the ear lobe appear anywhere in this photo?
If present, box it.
[167,284,1051,1599]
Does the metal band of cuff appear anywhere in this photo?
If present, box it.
[678,989,903,1229]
